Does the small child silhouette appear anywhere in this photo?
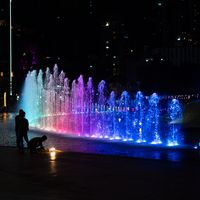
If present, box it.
[28,135,47,153]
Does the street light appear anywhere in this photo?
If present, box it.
[9,0,12,96]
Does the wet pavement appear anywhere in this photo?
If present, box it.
[0,113,200,199]
[0,146,200,200]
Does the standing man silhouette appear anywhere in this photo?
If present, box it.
[15,109,24,148]
[18,110,29,153]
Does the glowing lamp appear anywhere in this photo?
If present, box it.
[49,147,56,161]
[49,147,56,152]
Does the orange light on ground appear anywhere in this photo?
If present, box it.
[49,147,56,160]
[50,151,56,161]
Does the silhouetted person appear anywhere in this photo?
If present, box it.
[18,111,29,153]
[15,109,24,148]
[28,135,47,153]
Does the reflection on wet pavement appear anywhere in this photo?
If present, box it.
[1,113,200,162]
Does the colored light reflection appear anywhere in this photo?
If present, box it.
[50,151,56,160]
[49,147,56,160]
[167,141,179,147]
[151,140,162,145]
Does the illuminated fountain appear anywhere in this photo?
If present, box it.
[20,64,183,146]
[167,99,183,146]
[148,93,162,144]
[133,91,146,143]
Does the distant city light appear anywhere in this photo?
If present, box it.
[158,2,162,6]
[106,46,109,49]
[145,58,153,62]
[105,21,110,27]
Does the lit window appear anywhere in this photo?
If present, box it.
[11,72,14,77]
[0,72,3,77]
[106,46,109,49]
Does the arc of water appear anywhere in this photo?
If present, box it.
[20,65,183,147]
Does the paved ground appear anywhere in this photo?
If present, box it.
[0,146,200,200]
[0,113,200,199]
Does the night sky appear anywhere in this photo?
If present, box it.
[11,0,143,77]
[1,0,200,94]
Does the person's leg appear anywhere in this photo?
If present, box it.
[23,133,29,147]
[16,132,20,148]
[18,136,24,153]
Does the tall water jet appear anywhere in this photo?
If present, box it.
[94,80,107,138]
[107,91,118,139]
[167,99,183,146]
[63,77,70,132]
[36,69,44,128]
[133,91,146,143]
[148,93,162,144]
[77,75,85,135]
[85,77,94,136]
[117,91,131,140]
[21,70,38,126]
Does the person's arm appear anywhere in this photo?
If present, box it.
[39,140,45,150]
